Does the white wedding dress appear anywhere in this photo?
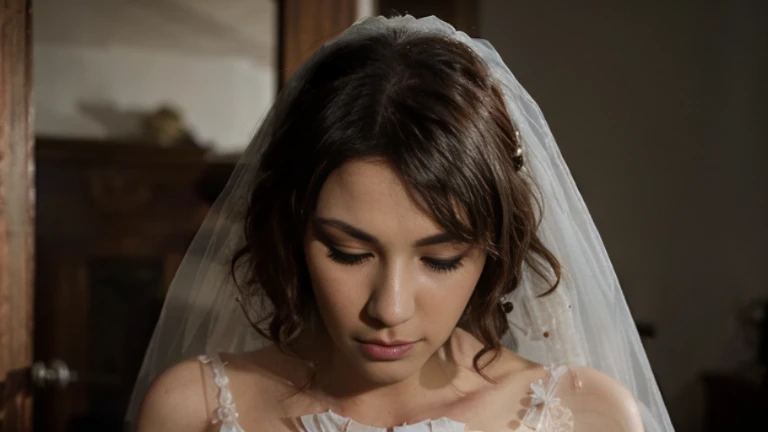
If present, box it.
[199,355,576,432]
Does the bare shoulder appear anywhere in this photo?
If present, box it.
[563,366,644,432]
[135,346,309,432]
[216,346,318,429]
[135,358,210,432]
[471,348,644,432]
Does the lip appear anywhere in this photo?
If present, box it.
[357,339,417,361]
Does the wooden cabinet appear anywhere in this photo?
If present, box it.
[33,138,225,432]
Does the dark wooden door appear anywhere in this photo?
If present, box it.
[278,0,359,87]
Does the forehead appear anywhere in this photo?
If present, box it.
[314,159,444,237]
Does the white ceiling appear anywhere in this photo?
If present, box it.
[34,0,275,60]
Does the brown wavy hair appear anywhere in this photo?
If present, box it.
[232,28,561,376]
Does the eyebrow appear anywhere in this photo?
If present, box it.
[313,217,458,247]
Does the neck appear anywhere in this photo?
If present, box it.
[293,329,477,425]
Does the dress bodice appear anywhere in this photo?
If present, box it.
[198,355,574,432]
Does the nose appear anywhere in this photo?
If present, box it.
[365,259,415,328]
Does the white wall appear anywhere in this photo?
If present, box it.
[480,0,767,430]
[33,0,276,154]
[34,44,274,154]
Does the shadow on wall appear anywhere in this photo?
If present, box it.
[78,101,145,138]
[35,101,145,140]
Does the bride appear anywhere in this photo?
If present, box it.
[128,15,673,432]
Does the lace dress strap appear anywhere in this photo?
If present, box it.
[199,355,246,432]
[522,365,576,432]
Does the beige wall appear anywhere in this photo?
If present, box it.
[33,0,276,154]
[479,0,767,430]
[34,44,274,153]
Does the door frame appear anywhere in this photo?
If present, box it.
[0,0,35,430]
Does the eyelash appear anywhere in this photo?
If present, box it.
[326,246,464,273]
[423,257,464,273]
[327,247,372,266]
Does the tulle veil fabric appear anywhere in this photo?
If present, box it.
[126,15,673,432]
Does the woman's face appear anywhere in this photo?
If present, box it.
[304,159,487,385]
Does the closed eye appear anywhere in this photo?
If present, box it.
[326,245,466,273]
[421,256,464,273]
[327,246,372,266]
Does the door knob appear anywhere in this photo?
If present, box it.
[31,359,78,389]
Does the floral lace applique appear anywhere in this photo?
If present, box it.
[199,355,246,432]
[522,365,574,432]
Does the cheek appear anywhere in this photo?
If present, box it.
[419,265,483,332]
[305,243,369,328]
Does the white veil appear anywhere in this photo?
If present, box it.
[127,15,673,432]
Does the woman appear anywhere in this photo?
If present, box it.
[129,16,672,432]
